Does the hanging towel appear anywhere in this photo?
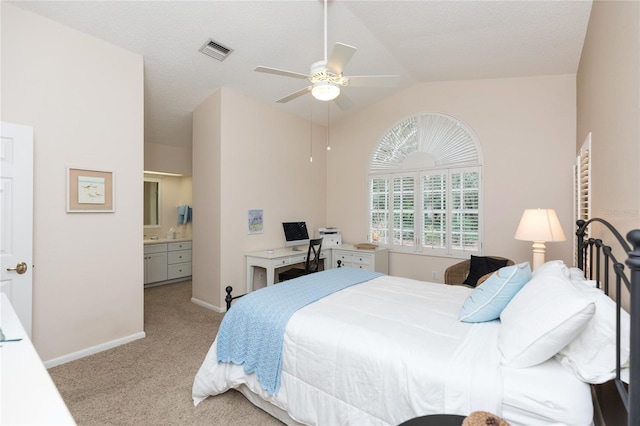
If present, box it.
[177,205,193,225]
[177,205,188,225]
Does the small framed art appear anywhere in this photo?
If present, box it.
[66,167,115,213]
[247,209,264,234]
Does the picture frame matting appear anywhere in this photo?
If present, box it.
[66,167,115,213]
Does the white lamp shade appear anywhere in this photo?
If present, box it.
[311,82,340,101]
[514,209,566,242]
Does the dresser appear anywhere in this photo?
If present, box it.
[144,239,192,286]
[331,244,389,273]
[1,294,75,425]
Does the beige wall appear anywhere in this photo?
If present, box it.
[192,88,327,309]
[327,75,577,282]
[145,142,192,175]
[576,0,639,309]
[192,90,223,309]
[1,4,144,362]
[577,0,640,238]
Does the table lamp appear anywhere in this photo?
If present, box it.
[514,209,566,270]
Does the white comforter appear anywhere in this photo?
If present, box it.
[193,275,592,425]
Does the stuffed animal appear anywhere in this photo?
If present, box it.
[462,411,510,426]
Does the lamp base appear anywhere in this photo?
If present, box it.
[531,241,546,271]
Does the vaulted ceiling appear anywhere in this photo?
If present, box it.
[10,1,592,149]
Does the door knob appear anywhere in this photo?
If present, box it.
[6,262,28,274]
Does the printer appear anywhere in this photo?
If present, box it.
[316,227,342,246]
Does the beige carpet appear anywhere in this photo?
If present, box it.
[48,281,283,426]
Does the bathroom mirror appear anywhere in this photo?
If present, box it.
[144,178,161,227]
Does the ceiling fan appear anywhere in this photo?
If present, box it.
[254,0,400,110]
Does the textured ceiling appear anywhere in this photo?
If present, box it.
[10,0,592,148]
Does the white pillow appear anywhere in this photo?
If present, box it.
[568,267,590,284]
[459,262,531,323]
[499,262,595,368]
[533,260,570,279]
[554,278,631,383]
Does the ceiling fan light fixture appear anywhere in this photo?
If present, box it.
[312,82,340,101]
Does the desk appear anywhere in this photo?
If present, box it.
[246,247,328,292]
[245,245,388,292]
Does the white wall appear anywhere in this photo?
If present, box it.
[192,88,327,309]
[576,0,640,309]
[192,90,222,309]
[145,142,192,175]
[1,4,144,362]
[577,0,640,237]
[327,75,577,282]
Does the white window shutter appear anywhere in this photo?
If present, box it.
[574,133,591,265]
[369,113,483,256]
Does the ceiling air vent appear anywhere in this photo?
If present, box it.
[199,39,233,61]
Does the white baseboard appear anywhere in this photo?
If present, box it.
[191,297,224,313]
[43,331,146,369]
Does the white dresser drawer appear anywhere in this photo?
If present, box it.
[277,254,306,266]
[333,251,351,261]
[168,241,192,251]
[144,243,168,254]
[353,263,373,271]
[351,254,373,265]
[168,262,192,280]
[168,250,192,264]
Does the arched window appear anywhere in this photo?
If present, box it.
[369,113,483,257]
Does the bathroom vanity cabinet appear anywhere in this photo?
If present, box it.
[143,239,192,286]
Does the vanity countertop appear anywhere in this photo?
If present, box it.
[143,237,191,245]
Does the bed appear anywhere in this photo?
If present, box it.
[193,218,639,425]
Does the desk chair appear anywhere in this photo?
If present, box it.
[278,238,323,282]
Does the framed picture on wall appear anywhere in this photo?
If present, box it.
[248,209,263,234]
[66,167,115,213]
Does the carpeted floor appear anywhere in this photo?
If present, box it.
[48,281,283,425]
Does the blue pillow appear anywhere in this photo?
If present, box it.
[459,262,532,323]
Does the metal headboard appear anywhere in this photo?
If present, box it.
[576,218,640,425]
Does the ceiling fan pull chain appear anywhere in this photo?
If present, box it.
[327,101,331,151]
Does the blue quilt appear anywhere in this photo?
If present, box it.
[216,267,383,395]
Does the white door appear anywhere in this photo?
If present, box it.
[0,122,34,337]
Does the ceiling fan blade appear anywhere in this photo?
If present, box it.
[326,42,356,74]
[255,66,309,80]
[346,75,401,88]
[276,86,312,103]
[333,92,354,110]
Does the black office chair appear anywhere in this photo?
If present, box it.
[278,237,323,282]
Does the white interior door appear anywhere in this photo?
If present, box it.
[0,122,34,336]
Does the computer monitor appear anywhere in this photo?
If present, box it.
[282,221,310,251]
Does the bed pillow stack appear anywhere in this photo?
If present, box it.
[554,269,631,383]
[458,262,531,323]
[498,261,596,368]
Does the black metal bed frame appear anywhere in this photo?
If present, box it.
[576,218,640,426]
